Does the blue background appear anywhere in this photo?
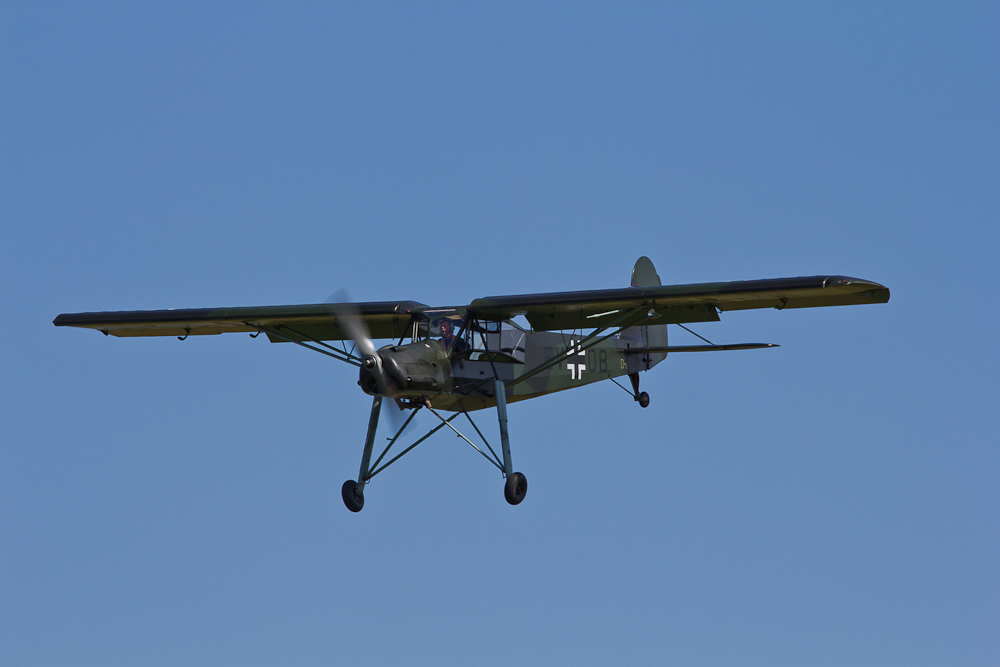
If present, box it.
[2,2,997,665]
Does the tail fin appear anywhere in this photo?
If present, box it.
[622,257,667,369]
[631,256,661,287]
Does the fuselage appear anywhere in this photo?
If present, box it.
[361,324,669,412]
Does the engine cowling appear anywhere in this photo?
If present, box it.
[358,340,452,397]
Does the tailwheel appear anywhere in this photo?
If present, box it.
[638,391,650,408]
[342,480,365,512]
[504,472,528,505]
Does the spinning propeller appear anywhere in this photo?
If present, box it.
[326,289,410,431]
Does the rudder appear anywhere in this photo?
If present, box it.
[621,256,667,369]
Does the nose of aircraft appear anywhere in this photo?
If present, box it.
[359,343,449,396]
[358,353,385,395]
[358,349,407,395]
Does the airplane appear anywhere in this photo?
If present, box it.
[54,257,890,512]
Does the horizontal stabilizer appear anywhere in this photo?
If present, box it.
[625,343,779,353]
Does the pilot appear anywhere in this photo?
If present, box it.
[439,319,468,356]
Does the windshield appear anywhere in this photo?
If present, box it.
[419,308,467,356]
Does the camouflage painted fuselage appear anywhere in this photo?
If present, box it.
[365,323,668,412]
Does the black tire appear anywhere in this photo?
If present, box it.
[504,472,528,505]
[342,480,365,512]
[638,391,650,408]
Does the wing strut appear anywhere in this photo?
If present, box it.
[251,324,362,367]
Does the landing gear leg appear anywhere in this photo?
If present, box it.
[343,395,382,512]
[495,379,527,505]
[629,372,650,408]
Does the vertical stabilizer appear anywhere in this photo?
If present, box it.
[622,257,667,370]
[631,256,661,287]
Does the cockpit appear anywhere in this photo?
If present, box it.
[410,308,526,364]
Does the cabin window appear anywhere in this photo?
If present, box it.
[468,319,526,364]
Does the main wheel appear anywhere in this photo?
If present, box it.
[342,480,365,512]
[638,391,650,408]
[504,472,528,505]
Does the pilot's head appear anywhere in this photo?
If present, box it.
[439,319,453,337]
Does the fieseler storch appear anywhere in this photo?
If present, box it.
[54,257,890,512]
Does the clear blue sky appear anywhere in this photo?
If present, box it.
[2,2,997,665]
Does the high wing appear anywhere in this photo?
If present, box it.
[54,276,889,340]
[468,275,889,330]
[53,300,428,342]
